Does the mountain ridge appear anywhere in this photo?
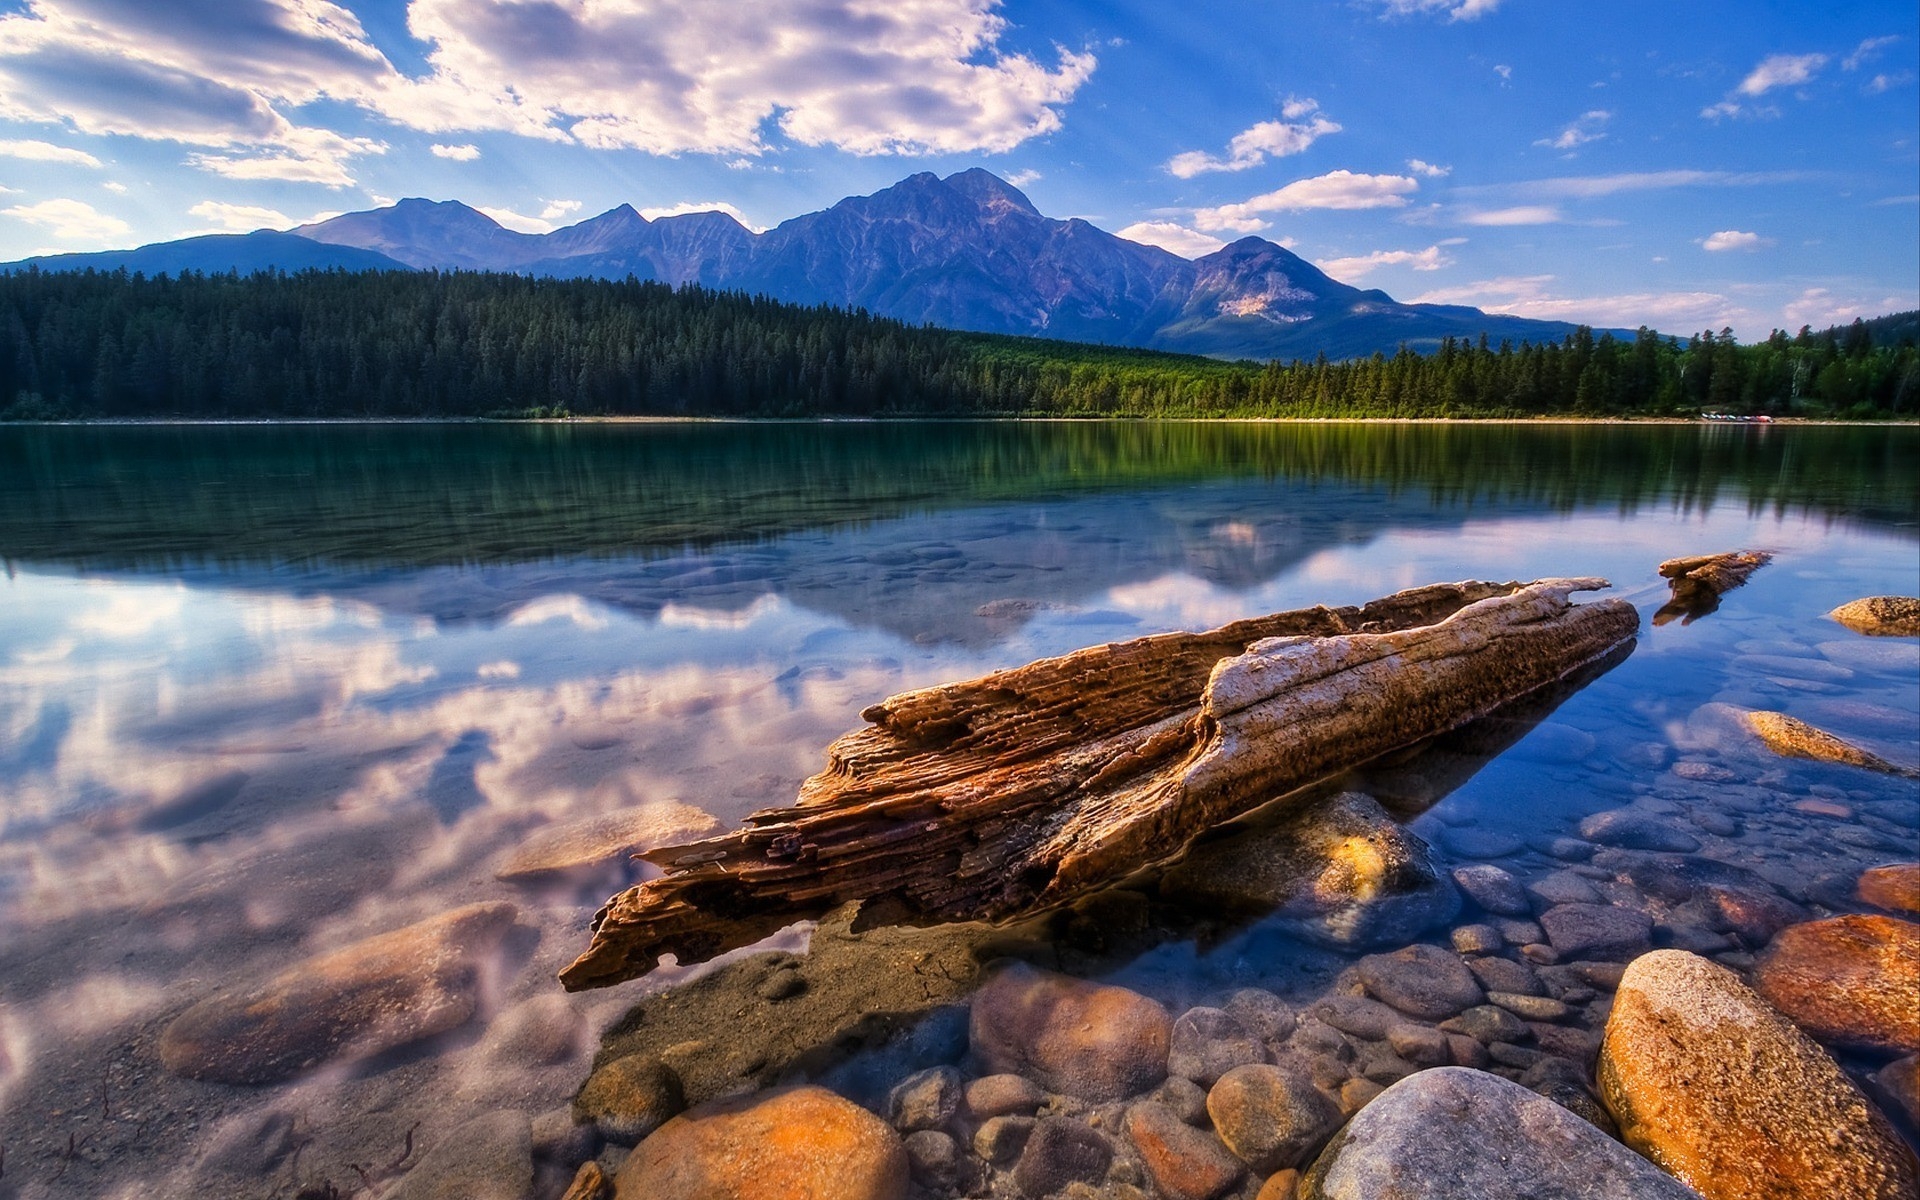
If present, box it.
[11,171,1625,360]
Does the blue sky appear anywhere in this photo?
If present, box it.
[0,0,1913,339]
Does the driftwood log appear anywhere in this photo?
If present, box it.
[560,578,1639,990]
[1655,550,1772,626]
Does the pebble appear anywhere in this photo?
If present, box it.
[1465,955,1544,997]
[1013,1118,1113,1198]
[1543,837,1596,861]
[1577,810,1701,853]
[971,964,1171,1101]
[1598,950,1918,1200]
[1256,1169,1301,1200]
[1688,809,1743,837]
[1297,1068,1700,1200]
[1169,1007,1268,1086]
[1450,865,1531,916]
[1124,1102,1246,1200]
[1445,1034,1488,1068]
[1526,870,1602,907]
[1439,1005,1529,1045]
[1222,989,1297,1043]
[614,1086,907,1200]
[1336,1078,1384,1115]
[1485,991,1571,1022]
[1306,995,1400,1040]
[1827,595,1920,637]
[1385,1023,1451,1068]
[1875,1054,1920,1128]
[1703,884,1807,945]
[1493,918,1544,946]
[966,1073,1044,1119]
[1207,1063,1343,1174]
[973,1115,1036,1165]
[1354,944,1484,1021]
[1672,760,1740,783]
[1150,1076,1210,1126]
[1441,828,1526,859]
[1538,904,1653,960]
[1753,915,1920,1053]
[1858,864,1920,914]
[1450,924,1503,955]
[574,1055,686,1145]
[887,1065,962,1132]
[903,1130,972,1193]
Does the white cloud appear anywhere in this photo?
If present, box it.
[1406,158,1450,178]
[1322,244,1455,281]
[1004,169,1041,187]
[395,0,1097,156]
[1194,170,1419,231]
[1459,205,1563,226]
[0,138,102,167]
[430,142,479,160]
[1536,110,1611,153]
[1166,102,1341,178]
[1482,169,1808,201]
[1373,0,1504,21]
[1843,36,1900,72]
[637,201,762,232]
[476,205,554,235]
[540,199,581,221]
[101,180,127,193]
[1494,64,1512,83]
[1865,72,1913,94]
[1114,221,1226,259]
[1410,274,1743,330]
[1738,52,1828,96]
[1,196,129,241]
[1782,287,1910,330]
[186,200,297,231]
[1699,229,1773,252]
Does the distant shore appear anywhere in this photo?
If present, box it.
[4,415,1914,427]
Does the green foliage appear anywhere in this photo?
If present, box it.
[1,267,1914,419]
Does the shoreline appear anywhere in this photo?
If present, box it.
[2,415,1914,428]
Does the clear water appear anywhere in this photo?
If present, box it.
[0,421,1914,1197]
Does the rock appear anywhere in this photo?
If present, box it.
[496,804,722,881]
[1223,989,1297,1043]
[158,901,518,1083]
[1486,991,1570,1021]
[1539,903,1653,960]
[1300,1067,1696,1200]
[1450,924,1503,955]
[1520,1059,1616,1136]
[970,963,1171,1101]
[1354,944,1484,1021]
[613,1085,908,1200]
[1577,810,1700,853]
[887,1065,962,1132]
[575,1055,686,1145]
[1494,918,1544,946]
[1743,711,1918,778]
[1449,865,1530,916]
[1655,550,1771,626]
[966,1073,1043,1119]
[1162,792,1459,949]
[1464,955,1543,997]
[560,1161,610,1200]
[1598,950,1918,1200]
[1169,1007,1268,1085]
[1306,995,1399,1040]
[532,1107,600,1168]
[1526,870,1603,907]
[1875,1055,1920,1128]
[1532,1024,1603,1063]
[1688,808,1742,837]
[1829,596,1920,637]
[1859,864,1920,915]
[1385,1023,1450,1068]
[1702,885,1806,945]
[1336,1078,1384,1115]
[1013,1118,1113,1197]
[1207,1063,1342,1174]
[1125,1102,1246,1200]
[1439,1005,1528,1045]
[975,1115,1036,1165]
[1439,827,1526,859]
[389,1112,534,1200]
[1752,915,1920,1053]
[1257,1169,1301,1200]
[1488,1041,1543,1069]
[903,1129,972,1192]
[1151,1075,1210,1125]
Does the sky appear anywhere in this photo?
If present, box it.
[0,0,1914,340]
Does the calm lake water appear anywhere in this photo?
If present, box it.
[0,421,1915,1198]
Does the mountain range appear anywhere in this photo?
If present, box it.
[8,169,1617,360]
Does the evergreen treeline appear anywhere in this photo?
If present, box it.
[2,267,1914,419]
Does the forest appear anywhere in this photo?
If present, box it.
[1,267,1914,420]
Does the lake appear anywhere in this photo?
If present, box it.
[1,420,1915,1198]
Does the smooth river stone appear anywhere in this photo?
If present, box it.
[1827,596,1920,637]
[1354,944,1484,1020]
[1539,903,1653,960]
[1576,809,1700,853]
[159,901,518,1083]
[1752,914,1920,1053]
[1207,1063,1342,1175]
[1298,1067,1701,1200]
[614,1085,907,1200]
[1742,711,1917,778]
[1598,950,1917,1200]
[1125,1101,1246,1200]
[1857,863,1920,915]
[969,963,1171,1101]
[494,803,721,881]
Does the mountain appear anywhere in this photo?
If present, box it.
[8,230,408,276]
[6,171,1619,360]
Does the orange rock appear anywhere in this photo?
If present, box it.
[1859,864,1920,916]
[1598,950,1916,1200]
[1256,1168,1301,1200]
[1754,915,1920,1053]
[614,1085,906,1200]
[1829,596,1920,637]
[1124,1102,1245,1200]
[969,963,1171,1101]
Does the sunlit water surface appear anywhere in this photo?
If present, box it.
[0,421,1914,1198]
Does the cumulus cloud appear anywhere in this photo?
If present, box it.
[1373,0,1503,21]
[1699,229,1774,252]
[540,199,581,221]
[1406,158,1450,178]
[1409,274,1743,330]
[1114,221,1226,259]
[1194,170,1419,232]
[186,200,298,231]
[1167,100,1340,178]
[1536,110,1611,153]
[2,196,129,241]
[1322,243,1456,281]
[1783,286,1910,330]
[638,201,763,232]
[1004,169,1041,187]
[1703,51,1829,119]
[430,142,480,161]
[0,138,102,167]
[476,204,556,235]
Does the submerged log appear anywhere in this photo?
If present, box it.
[561,579,1639,990]
[1655,549,1772,626]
